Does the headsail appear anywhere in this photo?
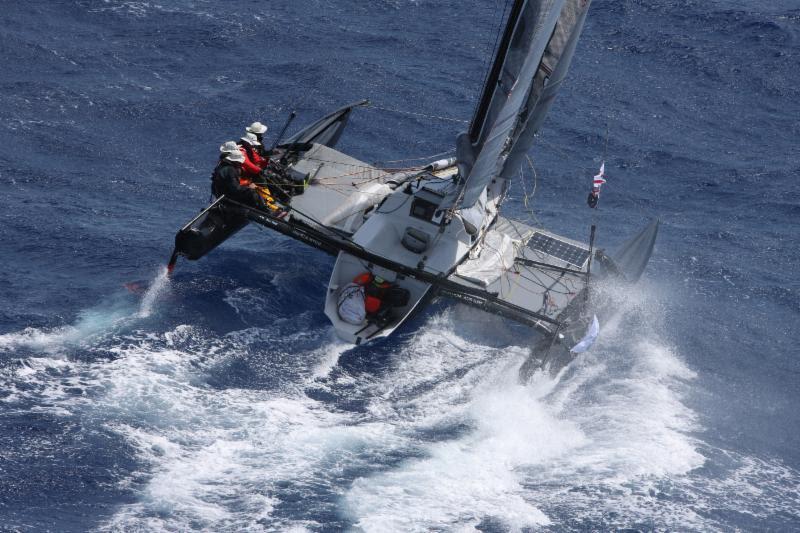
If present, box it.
[456,0,593,208]
[283,99,368,149]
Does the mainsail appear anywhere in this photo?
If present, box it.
[455,0,592,208]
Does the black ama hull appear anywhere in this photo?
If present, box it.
[174,199,248,261]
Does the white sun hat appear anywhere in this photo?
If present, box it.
[246,121,268,135]
[240,132,261,146]
[225,150,245,163]
[219,140,240,153]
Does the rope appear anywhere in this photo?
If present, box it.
[377,149,455,165]
[299,155,429,176]
[509,154,544,228]
[312,166,390,185]
[521,155,544,227]
[365,103,469,124]
[301,156,391,173]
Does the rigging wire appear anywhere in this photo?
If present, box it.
[376,149,455,165]
[475,0,512,105]
[364,103,468,124]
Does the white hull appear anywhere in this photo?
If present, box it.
[324,252,431,344]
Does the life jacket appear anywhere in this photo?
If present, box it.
[254,184,280,211]
[353,272,391,314]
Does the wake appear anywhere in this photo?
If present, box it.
[2,275,796,531]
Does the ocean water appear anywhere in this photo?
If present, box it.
[1,0,799,531]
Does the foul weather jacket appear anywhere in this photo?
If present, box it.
[239,145,266,179]
[212,161,260,205]
[243,143,269,169]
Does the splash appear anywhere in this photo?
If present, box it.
[310,332,352,378]
[137,267,170,319]
[0,306,130,354]
[0,268,170,355]
[344,363,579,531]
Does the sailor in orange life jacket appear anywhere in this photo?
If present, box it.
[246,121,269,159]
[353,272,391,314]
[238,133,266,182]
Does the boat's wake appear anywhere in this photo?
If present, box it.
[1,275,797,531]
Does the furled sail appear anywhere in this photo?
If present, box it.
[455,0,592,208]
[283,99,368,149]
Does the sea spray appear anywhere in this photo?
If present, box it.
[138,267,171,319]
[0,305,131,354]
[0,268,171,354]
[311,332,351,378]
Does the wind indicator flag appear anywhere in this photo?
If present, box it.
[587,162,607,209]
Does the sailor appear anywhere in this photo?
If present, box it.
[353,272,391,315]
[217,140,248,186]
[244,123,296,202]
[211,142,267,209]
[246,121,269,157]
[238,133,266,179]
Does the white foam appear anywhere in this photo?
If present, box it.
[310,331,351,378]
[0,326,78,353]
[86,324,394,530]
[6,278,796,531]
[337,293,716,530]
[343,328,582,530]
[222,286,270,323]
[0,306,128,354]
[0,269,170,355]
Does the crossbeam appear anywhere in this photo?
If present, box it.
[227,199,563,329]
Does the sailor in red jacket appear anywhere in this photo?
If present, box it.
[239,133,267,179]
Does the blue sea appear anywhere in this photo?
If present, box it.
[1,0,798,531]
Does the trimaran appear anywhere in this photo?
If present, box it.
[167,0,659,379]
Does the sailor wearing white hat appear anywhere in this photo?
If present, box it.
[219,140,240,154]
[239,132,267,177]
[246,121,269,157]
[246,121,267,134]
[211,141,265,209]
[224,150,246,164]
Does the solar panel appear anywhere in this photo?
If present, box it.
[528,232,590,267]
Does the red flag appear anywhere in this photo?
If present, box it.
[592,162,607,193]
